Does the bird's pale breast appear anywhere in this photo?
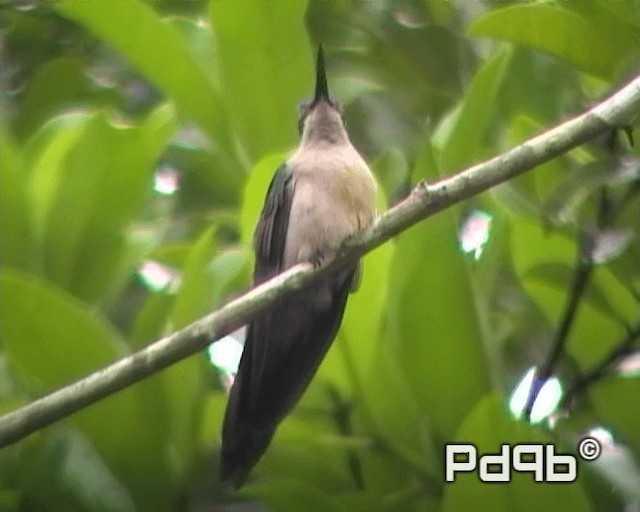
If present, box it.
[284,145,377,267]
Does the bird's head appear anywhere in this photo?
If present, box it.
[298,45,348,145]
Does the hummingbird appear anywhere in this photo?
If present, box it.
[220,45,377,487]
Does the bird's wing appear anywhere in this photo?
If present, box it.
[247,164,295,398]
[221,163,295,484]
[221,163,355,487]
[253,164,295,281]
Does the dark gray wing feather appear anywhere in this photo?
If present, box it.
[253,164,294,280]
[220,164,355,487]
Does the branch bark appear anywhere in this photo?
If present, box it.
[1,75,640,448]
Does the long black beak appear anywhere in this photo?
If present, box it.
[313,44,329,104]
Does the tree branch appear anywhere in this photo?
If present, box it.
[523,246,593,418]
[561,320,640,410]
[524,171,637,418]
[2,75,640,448]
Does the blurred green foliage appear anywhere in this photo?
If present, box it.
[1,0,640,511]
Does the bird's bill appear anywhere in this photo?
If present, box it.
[313,44,330,104]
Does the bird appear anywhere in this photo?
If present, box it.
[220,45,377,487]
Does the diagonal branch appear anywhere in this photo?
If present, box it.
[523,250,593,418]
[1,75,640,448]
[561,320,640,410]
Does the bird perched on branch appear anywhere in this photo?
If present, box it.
[220,45,377,487]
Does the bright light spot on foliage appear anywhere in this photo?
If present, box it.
[208,329,244,391]
[173,125,213,151]
[459,210,492,260]
[137,260,180,292]
[586,426,638,494]
[615,351,640,377]
[588,426,615,446]
[509,367,563,425]
[589,228,633,264]
[617,157,640,181]
[154,166,181,195]
[393,9,424,28]
[14,0,37,12]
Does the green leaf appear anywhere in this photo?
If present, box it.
[372,148,410,204]
[129,291,175,348]
[497,47,580,128]
[170,227,217,329]
[526,263,629,327]
[469,4,639,81]
[157,229,218,478]
[496,115,569,219]
[210,0,311,160]
[28,105,176,303]
[208,247,251,308]
[170,142,244,208]
[148,242,191,269]
[432,47,511,172]
[508,216,629,368]
[0,269,128,386]
[358,338,436,494]
[543,158,635,225]
[590,379,640,447]
[597,0,640,30]
[318,242,394,391]
[257,410,350,491]
[47,431,137,512]
[0,489,20,512]
[25,112,89,263]
[16,57,115,139]
[54,0,228,144]
[383,191,490,438]
[244,479,349,512]
[0,269,174,510]
[465,211,516,389]
[443,394,592,512]
[166,17,218,87]
[380,143,491,439]
[0,130,31,271]
[8,430,135,512]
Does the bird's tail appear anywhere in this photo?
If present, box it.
[220,366,275,488]
[219,268,356,486]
